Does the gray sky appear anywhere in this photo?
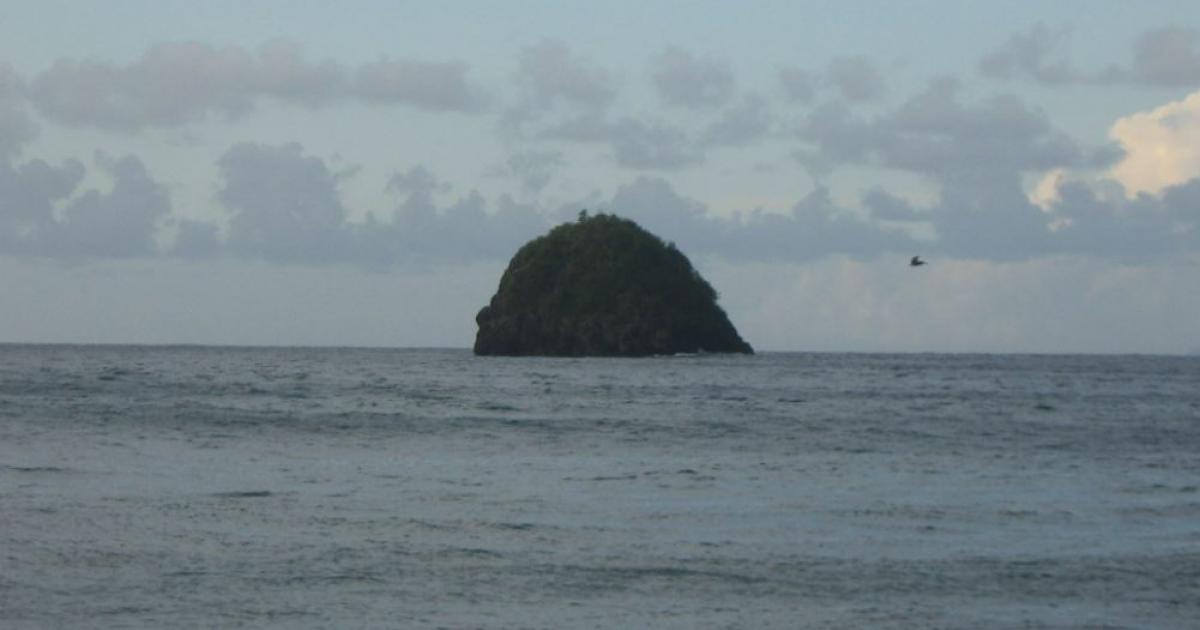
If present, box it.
[1,1,1199,353]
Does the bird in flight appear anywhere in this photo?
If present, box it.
[910,256,926,267]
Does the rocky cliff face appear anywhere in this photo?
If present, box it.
[474,213,753,357]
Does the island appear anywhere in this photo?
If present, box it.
[473,212,753,356]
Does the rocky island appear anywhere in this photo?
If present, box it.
[474,213,753,356]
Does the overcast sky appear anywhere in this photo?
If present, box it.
[2,1,1199,353]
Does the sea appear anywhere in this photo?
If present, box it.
[1,345,1197,629]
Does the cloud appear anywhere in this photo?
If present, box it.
[43,153,171,257]
[0,152,170,258]
[0,63,24,99]
[0,157,85,253]
[531,91,772,170]
[862,187,921,222]
[0,63,36,158]
[701,94,773,148]
[794,77,1162,260]
[1131,27,1200,86]
[31,41,339,129]
[652,47,735,109]
[1107,90,1200,196]
[513,40,616,114]
[0,103,37,159]
[213,144,549,267]
[979,24,1092,84]
[386,163,449,200]
[218,142,352,263]
[799,78,1095,178]
[778,66,818,103]
[777,57,885,105]
[579,176,915,263]
[171,219,221,259]
[186,102,1191,269]
[362,166,547,266]
[352,58,485,112]
[826,56,886,102]
[545,115,702,170]
[28,40,487,130]
[1041,179,1173,260]
[980,25,1200,87]
[496,150,566,194]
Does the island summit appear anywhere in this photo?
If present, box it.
[474,213,753,357]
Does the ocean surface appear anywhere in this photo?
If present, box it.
[1,345,1197,629]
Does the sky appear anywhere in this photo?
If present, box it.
[1,0,1199,353]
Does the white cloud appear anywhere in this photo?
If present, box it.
[1108,90,1200,197]
[1029,168,1066,210]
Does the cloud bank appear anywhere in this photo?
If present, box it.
[27,41,485,131]
[980,25,1200,87]
[0,38,1196,269]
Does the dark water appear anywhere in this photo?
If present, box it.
[1,345,1198,628]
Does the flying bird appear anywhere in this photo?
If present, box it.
[910,256,926,267]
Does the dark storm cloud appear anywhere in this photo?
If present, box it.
[652,47,735,109]
[28,41,487,130]
[980,25,1200,87]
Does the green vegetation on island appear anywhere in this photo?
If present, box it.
[474,212,753,356]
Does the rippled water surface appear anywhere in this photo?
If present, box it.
[1,346,1198,628]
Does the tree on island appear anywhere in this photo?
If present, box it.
[474,212,753,357]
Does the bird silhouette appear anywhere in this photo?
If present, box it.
[910,256,926,267]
